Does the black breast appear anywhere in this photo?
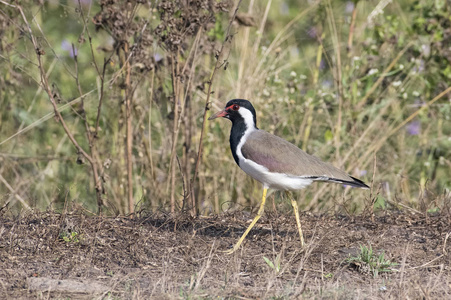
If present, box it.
[229,121,247,166]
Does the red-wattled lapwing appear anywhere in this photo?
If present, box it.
[209,99,369,254]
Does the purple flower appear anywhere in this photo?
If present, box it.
[412,59,425,73]
[280,2,289,16]
[406,121,421,136]
[307,27,318,39]
[154,53,163,62]
[413,99,426,108]
[321,79,332,89]
[61,40,77,58]
[345,1,355,14]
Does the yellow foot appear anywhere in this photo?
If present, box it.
[223,247,239,255]
[286,191,305,247]
[223,232,248,255]
[224,187,268,254]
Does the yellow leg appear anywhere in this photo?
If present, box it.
[286,191,305,247]
[226,187,268,254]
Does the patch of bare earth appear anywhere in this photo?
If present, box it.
[0,209,450,299]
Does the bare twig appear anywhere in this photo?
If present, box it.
[18,7,90,160]
[443,232,450,255]
[119,41,134,215]
[193,240,216,291]
[73,43,105,215]
[398,243,409,293]
[17,5,103,212]
[190,0,244,215]
[166,27,204,214]
[326,0,343,162]
[169,52,181,213]
[95,62,107,138]
[408,254,444,270]
[147,69,156,181]
[0,0,16,7]
[347,1,358,52]
[180,29,202,212]
[76,0,109,139]
[77,0,102,78]
[0,173,31,210]
[0,90,97,147]
[252,0,271,56]
[302,29,323,151]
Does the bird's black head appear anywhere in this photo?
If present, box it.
[208,99,257,128]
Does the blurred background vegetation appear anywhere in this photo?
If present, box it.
[0,0,450,216]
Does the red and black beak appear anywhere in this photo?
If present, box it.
[208,109,228,120]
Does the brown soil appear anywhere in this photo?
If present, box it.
[0,209,450,299]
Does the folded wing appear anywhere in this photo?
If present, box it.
[241,130,369,189]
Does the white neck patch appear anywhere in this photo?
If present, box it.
[235,107,257,173]
[238,107,257,131]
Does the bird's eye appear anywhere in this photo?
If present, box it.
[232,104,240,111]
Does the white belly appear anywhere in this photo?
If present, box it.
[239,157,313,190]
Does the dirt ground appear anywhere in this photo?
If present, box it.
[0,207,450,299]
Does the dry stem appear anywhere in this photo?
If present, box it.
[190,0,244,215]
[17,5,104,213]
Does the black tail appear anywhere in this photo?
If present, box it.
[310,176,370,189]
[345,176,370,189]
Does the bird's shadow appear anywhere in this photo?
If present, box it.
[136,210,299,240]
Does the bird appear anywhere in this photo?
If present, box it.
[208,99,369,254]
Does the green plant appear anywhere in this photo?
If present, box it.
[346,244,397,277]
[263,255,281,274]
[59,231,80,243]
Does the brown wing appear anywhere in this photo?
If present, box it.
[241,130,366,187]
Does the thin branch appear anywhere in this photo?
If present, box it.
[169,52,181,213]
[190,0,244,215]
[75,0,108,138]
[17,5,102,212]
[0,173,31,210]
[0,0,16,7]
[347,1,358,51]
[73,43,104,214]
[120,41,134,215]
[18,6,92,161]
[0,88,97,146]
